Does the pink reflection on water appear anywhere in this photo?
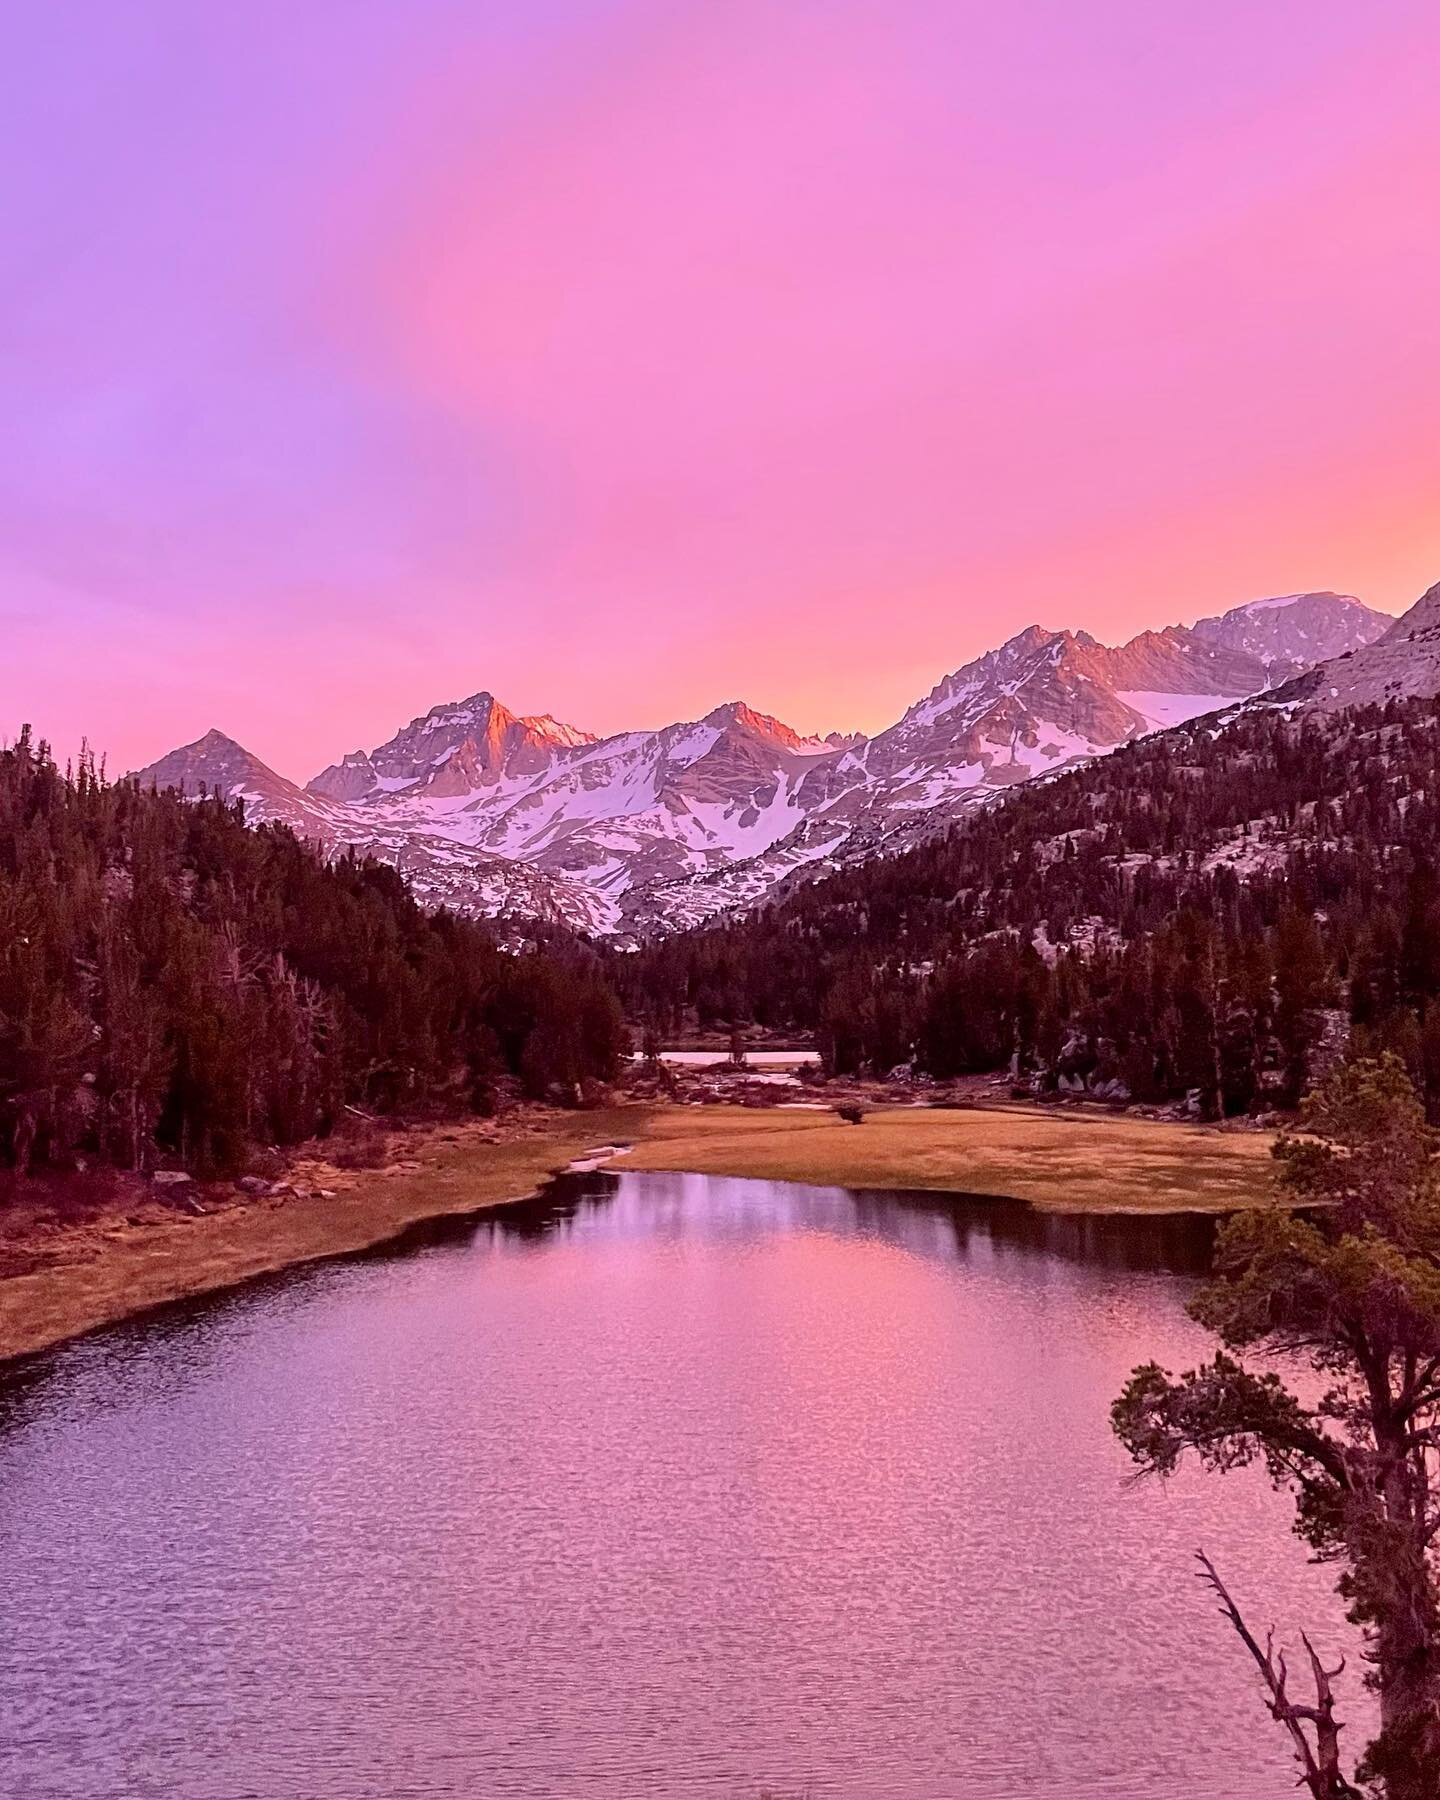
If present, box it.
[0,1173,1367,1798]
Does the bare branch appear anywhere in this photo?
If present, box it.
[1195,1551,1361,1800]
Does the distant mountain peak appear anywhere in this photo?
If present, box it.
[700,700,838,753]
[1190,590,1388,683]
[306,688,596,802]
[1261,576,1440,712]
[137,585,1396,938]
[130,730,301,812]
[998,623,1065,655]
[135,727,270,778]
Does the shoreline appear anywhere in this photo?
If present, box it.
[0,1101,1280,1366]
[0,1110,638,1368]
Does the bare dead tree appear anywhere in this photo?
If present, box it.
[1196,1551,1362,1800]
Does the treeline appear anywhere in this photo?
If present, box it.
[618,697,1440,1117]
[0,728,626,1177]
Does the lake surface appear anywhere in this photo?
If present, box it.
[631,1049,822,1068]
[0,1171,1364,1800]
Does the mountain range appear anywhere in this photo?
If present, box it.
[133,590,1389,937]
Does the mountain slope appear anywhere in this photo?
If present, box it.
[617,682,1440,1114]
[308,693,597,802]
[133,731,615,933]
[1269,580,1440,712]
[1190,590,1386,680]
[133,728,314,819]
[132,589,1392,935]
[620,595,1391,932]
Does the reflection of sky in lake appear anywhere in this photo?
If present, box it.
[0,1171,1368,1798]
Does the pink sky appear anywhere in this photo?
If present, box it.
[3,0,1438,779]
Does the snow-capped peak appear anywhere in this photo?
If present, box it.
[134,586,1406,938]
[700,700,842,753]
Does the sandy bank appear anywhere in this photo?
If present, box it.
[0,1102,1280,1364]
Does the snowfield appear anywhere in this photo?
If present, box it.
[132,591,1393,937]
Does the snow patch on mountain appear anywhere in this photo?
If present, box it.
[1116,691,1235,730]
[132,589,1396,938]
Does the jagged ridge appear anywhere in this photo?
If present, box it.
[131,590,1392,935]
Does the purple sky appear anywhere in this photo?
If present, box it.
[4,0,1439,779]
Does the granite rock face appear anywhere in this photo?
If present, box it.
[133,590,1395,935]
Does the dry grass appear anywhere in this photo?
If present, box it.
[621,1103,1281,1215]
[0,1111,636,1364]
[0,1100,1282,1364]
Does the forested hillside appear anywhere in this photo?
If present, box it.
[619,697,1440,1118]
[0,729,625,1177]
[14,684,1440,1181]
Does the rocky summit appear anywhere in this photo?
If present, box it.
[132,589,1391,937]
